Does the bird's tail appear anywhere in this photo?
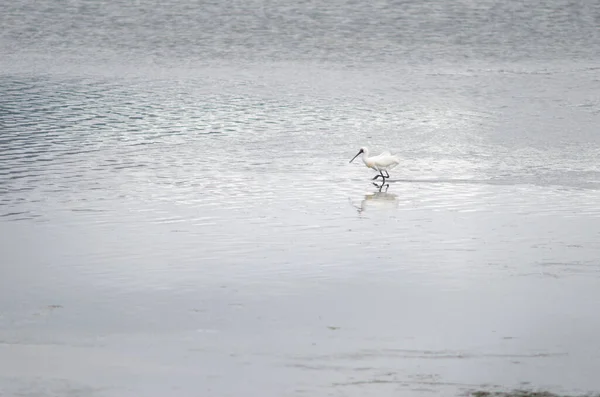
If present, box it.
[388,156,401,170]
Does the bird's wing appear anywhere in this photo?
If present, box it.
[386,156,401,169]
[370,151,392,161]
[374,154,401,169]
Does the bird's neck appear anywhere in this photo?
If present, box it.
[361,150,370,163]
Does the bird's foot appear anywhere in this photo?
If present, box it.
[373,182,389,192]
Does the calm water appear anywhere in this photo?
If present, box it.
[1,1,600,396]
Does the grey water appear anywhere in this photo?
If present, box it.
[1,0,600,396]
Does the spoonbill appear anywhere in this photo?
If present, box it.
[349,147,400,184]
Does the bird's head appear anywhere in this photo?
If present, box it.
[349,147,367,163]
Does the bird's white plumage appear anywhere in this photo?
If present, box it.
[350,147,400,172]
[367,151,399,169]
[349,146,400,185]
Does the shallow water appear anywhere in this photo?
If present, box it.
[1,0,600,396]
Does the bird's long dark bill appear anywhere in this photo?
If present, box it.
[349,150,362,163]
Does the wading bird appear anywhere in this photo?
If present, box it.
[349,147,400,185]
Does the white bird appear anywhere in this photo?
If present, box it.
[349,147,400,184]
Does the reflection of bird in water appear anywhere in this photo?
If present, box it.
[349,190,399,213]
[349,147,400,185]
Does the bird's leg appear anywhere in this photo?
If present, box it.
[372,180,381,190]
[383,170,390,178]
[375,181,389,192]
[373,170,386,181]
[372,176,384,189]
[380,170,386,185]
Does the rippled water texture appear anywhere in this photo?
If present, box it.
[1,0,600,396]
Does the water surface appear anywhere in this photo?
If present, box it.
[1,0,600,396]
